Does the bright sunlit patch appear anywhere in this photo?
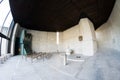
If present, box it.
[56,32,59,45]
[0,0,12,30]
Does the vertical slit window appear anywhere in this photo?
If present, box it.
[56,32,59,45]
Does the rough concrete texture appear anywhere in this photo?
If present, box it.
[0,49,120,80]
[79,18,97,56]
[96,0,120,51]
[28,18,97,56]
[27,30,60,52]
[63,24,83,54]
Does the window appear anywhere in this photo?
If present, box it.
[0,0,10,31]
[56,32,59,45]
[0,0,14,56]
[1,11,13,36]
[0,0,3,4]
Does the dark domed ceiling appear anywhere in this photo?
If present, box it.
[9,0,116,32]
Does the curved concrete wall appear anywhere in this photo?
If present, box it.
[79,18,97,56]
[96,0,120,51]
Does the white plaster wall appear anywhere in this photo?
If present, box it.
[96,22,112,49]
[27,19,97,56]
[28,25,83,54]
[80,19,93,40]
[63,25,83,54]
[27,30,63,53]
[79,18,97,56]
[28,18,97,56]
[96,0,120,51]
[1,39,8,55]
[63,18,97,56]
[58,32,64,52]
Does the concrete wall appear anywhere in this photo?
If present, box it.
[79,18,97,56]
[27,30,63,53]
[96,0,120,51]
[28,18,97,56]
[63,18,97,56]
[28,26,82,54]
[58,32,64,52]
[63,24,83,54]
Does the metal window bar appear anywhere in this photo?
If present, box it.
[0,33,10,40]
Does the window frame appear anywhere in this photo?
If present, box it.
[0,0,3,4]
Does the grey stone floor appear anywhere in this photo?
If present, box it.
[0,49,120,80]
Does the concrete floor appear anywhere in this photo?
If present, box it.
[0,49,120,80]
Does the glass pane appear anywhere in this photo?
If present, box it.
[4,12,13,27]
[1,12,13,36]
[0,0,10,31]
